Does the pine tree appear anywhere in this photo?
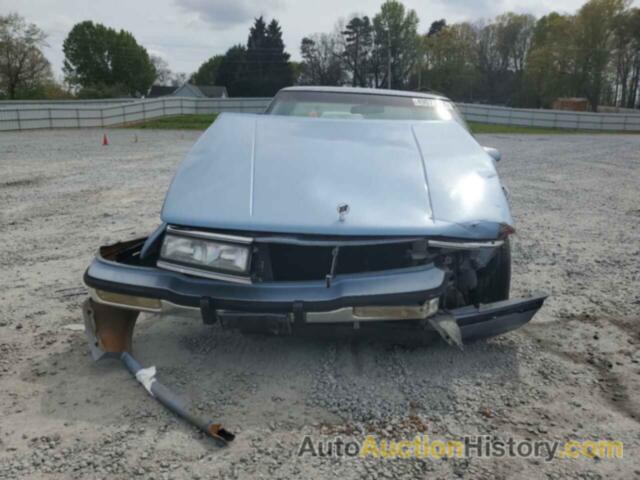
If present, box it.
[265,19,293,94]
[342,16,373,87]
[214,17,293,96]
[242,17,292,96]
[245,16,268,95]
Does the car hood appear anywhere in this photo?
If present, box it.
[161,113,512,239]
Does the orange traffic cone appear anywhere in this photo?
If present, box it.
[102,133,109,146]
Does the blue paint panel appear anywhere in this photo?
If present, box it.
[161,113,511,239]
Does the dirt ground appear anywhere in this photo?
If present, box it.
[0,128,638,479]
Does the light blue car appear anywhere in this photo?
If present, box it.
[83,87,545,354]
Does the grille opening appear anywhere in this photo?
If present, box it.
[267,242,416,281]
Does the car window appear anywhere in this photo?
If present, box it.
[265,90,469,130]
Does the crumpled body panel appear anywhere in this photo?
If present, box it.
[161,113,512,239]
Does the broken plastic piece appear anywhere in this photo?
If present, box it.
[427,312,464,350]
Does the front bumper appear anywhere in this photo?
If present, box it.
[85,250,447,313]
[83,239,546,343]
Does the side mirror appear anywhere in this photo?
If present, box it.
[483,146,501,162]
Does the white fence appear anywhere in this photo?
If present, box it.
[1,96,639,132]
[457,103,640,131]
[0,97,271,131]
[0,98,138,109]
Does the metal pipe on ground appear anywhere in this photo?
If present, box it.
[120,352,235,445]
[82,298,234,446]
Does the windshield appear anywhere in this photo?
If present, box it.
[265,90,468,129]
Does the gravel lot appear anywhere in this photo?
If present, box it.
[0,128,639,479]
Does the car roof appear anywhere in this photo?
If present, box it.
[278,86,449,101]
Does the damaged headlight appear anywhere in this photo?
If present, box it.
[159,233,251,275]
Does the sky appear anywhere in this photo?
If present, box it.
[2,0,636,81]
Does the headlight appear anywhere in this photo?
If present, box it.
[159,233,251,274]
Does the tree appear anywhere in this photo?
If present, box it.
[191,55,223,85]
[63,22,113,89]
[492,13,536,103]
[290,60,304,84]
[494,13,536,75]
[475,21,508,103]
[422,23,479,100]
[300,34,344,85]
[525,13,578,107]
[220,17,294,96]
[151,55,172,85]
[171,72,188,86]
[215,45,248,96]
[284,0,640,109]
[622,8,640,108]
[574,0,628,110]
[63,21,156,97]
[245,16,268,92]
[151,55,188,87]
[264,19,294,95]
[342,16,373,86]
[0,13,52,99]
[371,0,421,89]
[611,10,634,106]
[427,19,446,37]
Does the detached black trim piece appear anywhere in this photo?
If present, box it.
[452,295,547,342]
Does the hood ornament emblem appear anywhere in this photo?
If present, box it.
[337,203,350,222]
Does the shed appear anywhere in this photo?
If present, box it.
[147,85,178,98]
[172,84,228,98]
[552,97,589,112]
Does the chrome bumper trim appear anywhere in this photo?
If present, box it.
[90,286,440,324]
[428,239,503,249]
[303,298,439,323]
[89,288,200,317]
[165,225,253,244]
